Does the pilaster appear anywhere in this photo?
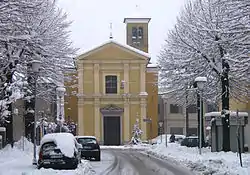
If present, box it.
[94,64,100,94]
[94,99,100,140]
[124,64,129,93]
[140,64,146,93]
[140,101,147,140]
[78,64,84,93]
[124,100,130,142]
[77,63,84,135]
[78,102,84,136]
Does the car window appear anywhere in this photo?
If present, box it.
[77,138,97,144]
[42,142,56,152]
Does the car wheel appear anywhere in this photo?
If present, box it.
[37,164,42,169]
[95,153,101,161]
[71,161,78,169]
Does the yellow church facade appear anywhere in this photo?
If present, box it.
[75,16,158,145]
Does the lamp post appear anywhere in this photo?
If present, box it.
[56,86,66,133]
[158,121,164,143]
[31,59,41,165]
[194,77,207,155]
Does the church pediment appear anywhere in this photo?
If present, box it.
[77,40,150,61]
[100,104,124,114]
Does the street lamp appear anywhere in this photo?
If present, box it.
[158,121,164,143]
[194,76,207,155]
[56,86,66,132]
[31,59,41,165]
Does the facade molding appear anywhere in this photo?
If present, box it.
[100,104,124,115]
[81,60,146,64]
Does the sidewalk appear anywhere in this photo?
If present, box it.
[145,141,250,175]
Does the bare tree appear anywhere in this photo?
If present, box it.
[0,0,77,145]
[0,0,77,121]
[158,0,249,151]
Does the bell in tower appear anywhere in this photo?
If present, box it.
[123,5,151,53]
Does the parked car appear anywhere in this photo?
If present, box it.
[37,133,82,169]
[180,136,209,147]
[76,136,101,161]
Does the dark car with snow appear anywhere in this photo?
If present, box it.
[76,136,101,161]
[37,133,82,169]
[180,136,209,147]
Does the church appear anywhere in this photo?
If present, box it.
[71,14,158,145]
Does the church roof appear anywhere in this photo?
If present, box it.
[123,5,151,23]
[78,39,150,59]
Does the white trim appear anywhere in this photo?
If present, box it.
[124,18,151,24]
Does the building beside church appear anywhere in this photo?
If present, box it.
[75,15,158,145]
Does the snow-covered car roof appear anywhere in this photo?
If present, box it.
[75,136,97,139]
[186,136,198,139]
[40,133,77,158]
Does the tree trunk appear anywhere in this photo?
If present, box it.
[221,60,230,151]
[6,72,13,147]
[217,35,231,152]
[25,65,36,143]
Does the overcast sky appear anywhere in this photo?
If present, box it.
[57,0,187,63]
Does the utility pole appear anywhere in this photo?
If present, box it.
[193,82,205,147]
[185,89,189,136]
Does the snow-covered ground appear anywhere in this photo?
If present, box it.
[146,134,250,175]
[2,136,250,174]
[100,144,148,150]
[0,138,94,175]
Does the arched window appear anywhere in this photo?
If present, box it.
[138,27,143,39]
[132,27,137,39]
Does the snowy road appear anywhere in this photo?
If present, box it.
[92,149,195,175]
[0,145,194,175]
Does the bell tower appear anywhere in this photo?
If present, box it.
[124,7,151,53]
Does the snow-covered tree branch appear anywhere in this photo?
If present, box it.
[0,0,77,121]
[158,0,250,105]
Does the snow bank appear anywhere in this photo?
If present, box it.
[100,144,148,150]
[14,137,34,153]
[0,137,94,175]
[151,134,185,144]
[145,142,250,175]
[40,133,76,158]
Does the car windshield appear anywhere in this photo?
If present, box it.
[42,142,57,153]
[77,138,97,145]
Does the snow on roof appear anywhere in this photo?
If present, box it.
[194,77,207,82]
[76,136,97,139]
[40,133,76,158]
[123,5,151,23]
[205,111,249,117]
[139,92,148,96]
[78,40,150,59]
[147,63,158,68]
[187,136,198,139]
[0,127,5,132]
